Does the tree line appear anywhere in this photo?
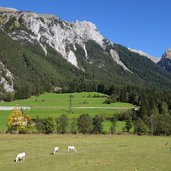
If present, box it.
[102,84,171,135]
[7,108,171,136]
[7,110,105,134]
[6,83,171,136]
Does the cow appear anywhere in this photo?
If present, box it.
[68,146,77,152]
[14,152,26,162]
[53,147,59,154]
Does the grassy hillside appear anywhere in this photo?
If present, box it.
[0,92,134,131]
[0,92,133,108]
[0,134,170,171]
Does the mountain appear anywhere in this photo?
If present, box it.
[158,48,171,72]
[128,48,159,63]
[0,7,171,100]
[0,7,18,12]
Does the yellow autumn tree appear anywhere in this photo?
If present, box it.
[7,109,32,133]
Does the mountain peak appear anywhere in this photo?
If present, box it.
[162,48,171,60]
[0,10,105,67]
[0,7,18,12]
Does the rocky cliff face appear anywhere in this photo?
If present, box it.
[161,48,171,60]
[158,48,171,72]
[0,8,162,70]
[0,62,14,93]
[0,10,132,71]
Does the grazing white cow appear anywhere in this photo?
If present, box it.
[53,147,59,154]
[14,152,26,162]
[68,146,77,152]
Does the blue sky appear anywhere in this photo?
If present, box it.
[0,0,171,57]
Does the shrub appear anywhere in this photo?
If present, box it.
[7,109,32,134]
[110,121,116,134]
[77,114,93,134]
[103,97,116,104]
[56,114,69,134]
[70,118,78,134]
[42,117,55,134]
[92,115,103,134]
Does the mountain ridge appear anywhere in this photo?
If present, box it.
[0,7,171,100]
[158,48,171,72]
[128,48,159,63]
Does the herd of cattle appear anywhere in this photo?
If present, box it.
[14,146,77,162]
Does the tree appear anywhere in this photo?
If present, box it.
[92,115,103,134]
[97,84,105,93]
[77,114,93,134]
[159,102,168,115]
[110,121,117,134]
[125,118,132,133]
[70,118,77,134]
[103,97,116,104]
[134,118,148,135]
[34,116,44,133]
[150,104,159,116]
[152,114,171,135]
[56,114,69,134]
[42,117,55,134]
[118,109,133,121]
[7,109,32,133]
[139,103,148,118]
[110,114,118,134]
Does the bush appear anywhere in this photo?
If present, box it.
[92,115,103,134]
[77,114,93,134]
[42,117,55,134]
[7,109,32,134]
[70,118,78,134]
[118,109,134,121]
[103,97,116,104]
[34,117,55,134]
[56,114,69,134]
[110,122,116,134]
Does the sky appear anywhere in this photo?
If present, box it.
[0,0,171,58]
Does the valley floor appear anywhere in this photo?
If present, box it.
[0,134,170,171]
[0,92,135,131]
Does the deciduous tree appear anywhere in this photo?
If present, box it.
[7,109,32,133]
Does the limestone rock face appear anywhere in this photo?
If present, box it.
[158,48,171,72]
[162,48,171,60]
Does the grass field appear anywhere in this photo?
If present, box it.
[0,134,170,171]
[0,92,135,131]
[0,92,134,108]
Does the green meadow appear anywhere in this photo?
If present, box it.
[0,92,134,109]
[0,134,170,171]
[0,92,135,131]
[0,93,169,171]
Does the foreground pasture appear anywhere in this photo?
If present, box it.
[0,134,170,171]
